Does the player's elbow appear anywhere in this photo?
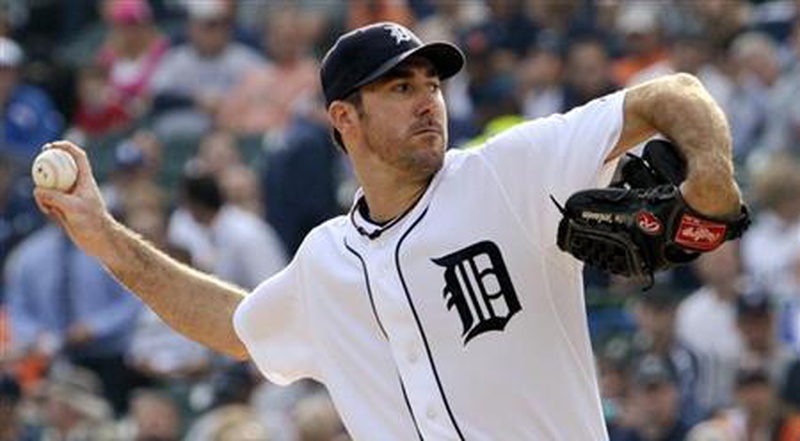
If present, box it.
[645,73,705,100]
[668,72,703,90]
[223,339,251,361]
[230,344,251,361]
[636,72,711,116]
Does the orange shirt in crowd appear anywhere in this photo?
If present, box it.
[781,416,800,441]
[612,48,669,86]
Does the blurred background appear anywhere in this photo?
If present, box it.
[0,0,800,440]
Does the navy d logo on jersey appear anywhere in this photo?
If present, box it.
[432,241,521,345]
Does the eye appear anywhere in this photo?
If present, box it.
[429,82,441,93]
[392,82,411,94]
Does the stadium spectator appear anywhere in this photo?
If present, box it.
[779,360,800,440]
[612,3,668,86]
[347,0,414,30]
[96,0,168,120]
[149,0,263,139]
[630,285,707,425]
[184,404,271,441]
[0,153,44,302]
[217,7,320,137]
[124,186,210,383]
[0,37,63,168]
[72,64,131,139]
[562,37,618,111]
[686,364,782,440]
[741,152,800,353]
[677,242,745,410]
[35,363,117,440]
[519,38,565,119]
[5,224,143,414]
[735,292,797,389]
[100,133,162,216]
[727,32,784,161]
[0,373,40,441]
[597,339,634,438]
[611,355,691,441]
[261,107,346,255]
[167,171,285,289]
[292,390,350,441]
[760,22,800,155]
[166,130,246,271]
[218,164,263,218]
[123,389,182,441]
[193,130,244,180]
[627,30,733,116]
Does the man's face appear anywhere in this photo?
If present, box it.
[189,17,231,56]
[634,303,676,342]
[634,381,679,428]
[354,57,448,179]
[0,399,16,430]
[0,67,18,105]
[738,313,773,352]
[736,381,774,422]
[566,41,610,98]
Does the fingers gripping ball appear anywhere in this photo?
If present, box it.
[32,149,78,191]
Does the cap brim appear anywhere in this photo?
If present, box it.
[351,42,465,93]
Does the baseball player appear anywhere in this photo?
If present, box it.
[35,22,744,440]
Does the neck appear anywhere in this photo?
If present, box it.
[361,175,430,223]
[355,158,434,223]
[714,284,738,302]
[651,333,673,354]
[0,423,18,440]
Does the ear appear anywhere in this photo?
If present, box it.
[329,101,358,137]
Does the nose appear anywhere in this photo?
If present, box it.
[414,88,438,117]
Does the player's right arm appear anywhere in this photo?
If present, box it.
[609,73,742,219]
[33,141,250,360]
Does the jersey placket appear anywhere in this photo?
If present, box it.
[366,232,461,441]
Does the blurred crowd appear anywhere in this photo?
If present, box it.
[0,0,799,440]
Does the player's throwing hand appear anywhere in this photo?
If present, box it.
[33,141,113,258]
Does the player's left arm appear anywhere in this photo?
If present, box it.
[606,73,742,218]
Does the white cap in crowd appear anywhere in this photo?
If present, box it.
[0,37,23,68]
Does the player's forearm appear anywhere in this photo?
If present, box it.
[631,73,741,217]
[96,215,250,359]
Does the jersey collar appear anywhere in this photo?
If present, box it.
[349,166,444,241]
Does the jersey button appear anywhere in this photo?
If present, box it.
[406,348,419,364]
[426,405,438,420]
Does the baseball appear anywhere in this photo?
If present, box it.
[31,148,78,191]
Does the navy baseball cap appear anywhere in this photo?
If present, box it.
[634,355,677,387]
[736,291,771,317]
[321,22,465,107]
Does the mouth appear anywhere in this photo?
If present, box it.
[411,125,444,137]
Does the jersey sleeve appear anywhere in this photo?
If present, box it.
[232,249,317,385]
[475,90,627,251]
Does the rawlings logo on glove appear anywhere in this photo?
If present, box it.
[674,214,727,251]
[553,140,750,282]
[636,211,663,235]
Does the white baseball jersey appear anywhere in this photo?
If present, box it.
[234,90,626,440]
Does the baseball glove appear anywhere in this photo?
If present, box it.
[553,140,750,281]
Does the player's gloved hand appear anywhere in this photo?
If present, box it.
[552,140,750,282]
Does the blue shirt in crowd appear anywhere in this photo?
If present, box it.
[5,225,142,358]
